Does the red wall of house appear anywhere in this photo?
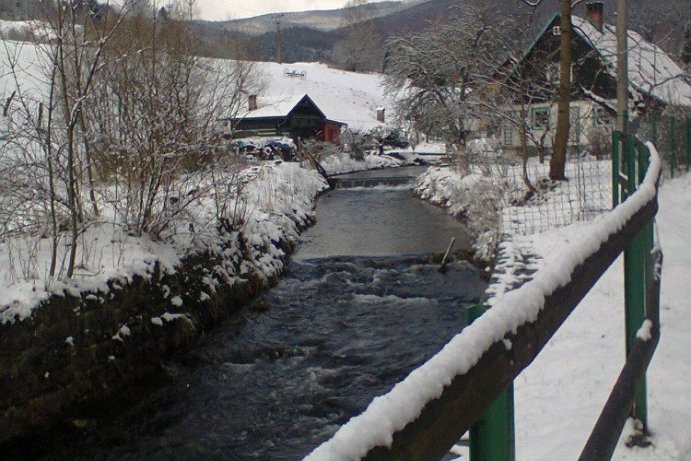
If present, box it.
[322,122,342,144]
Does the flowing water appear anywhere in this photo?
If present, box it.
[31,167,487,461]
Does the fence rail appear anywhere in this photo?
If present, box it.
[304,136,662,461]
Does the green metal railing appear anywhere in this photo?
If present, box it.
[612,131,656,427]
[466,304,515,461]
[457,130,660,461]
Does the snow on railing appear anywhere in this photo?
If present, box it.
[303,144,661,461]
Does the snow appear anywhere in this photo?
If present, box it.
[636,319,653,341]
[572,16,691,108]
[414,151,616,260]
[161,312,185,322]
[150,317,164,327]
[170,295,184,307]
[320,152,403,175]
[0,20,61,42]
[235,94,314,120]
[413,166,501,261]
[0,161,328,324]
[245,61,393,132]
[413,142,447,154]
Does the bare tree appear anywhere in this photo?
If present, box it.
[85,0,256,238]
[0,0,257,281]
[0,1,133,277]
[384,7,512,152]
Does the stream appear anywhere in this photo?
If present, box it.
[33,166,487,461]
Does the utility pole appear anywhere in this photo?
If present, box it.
[616,0,628,133]
[275,14,284,64]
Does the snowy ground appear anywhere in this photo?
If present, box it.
[444,163,691,460]
[505,172,691,460]
[247,61,393,133]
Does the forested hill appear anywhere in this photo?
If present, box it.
[190,0,689,72]
[2,0,688,71]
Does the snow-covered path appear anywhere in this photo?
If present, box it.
[513,173,691,460]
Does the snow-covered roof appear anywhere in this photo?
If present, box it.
[572,15,691,107]
[245,62,392,131]
[235,94,321,120]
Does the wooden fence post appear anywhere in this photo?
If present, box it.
[467,305,515,461]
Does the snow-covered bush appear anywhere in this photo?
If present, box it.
[414,166,502,262]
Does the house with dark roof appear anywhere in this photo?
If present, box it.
[222,93,346,144]
[499,1,691,153]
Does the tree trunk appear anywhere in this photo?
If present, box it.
[551,0,572,180]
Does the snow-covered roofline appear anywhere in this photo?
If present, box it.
[571,16,691,108]
[228,93,347,126]
[521,13,691,108]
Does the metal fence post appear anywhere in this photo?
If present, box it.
[622,139,651,428]
[467,305,515,461]
[612,131,620,207]
[686,117,690,169]
[669,117,676,177]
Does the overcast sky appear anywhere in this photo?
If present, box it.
[191,0,391,21]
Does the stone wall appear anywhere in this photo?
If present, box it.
[0,234,299,445]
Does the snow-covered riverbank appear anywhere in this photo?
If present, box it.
[0,161,328,444]
[416,159,691,460]
[0,161,327,323]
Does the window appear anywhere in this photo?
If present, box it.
[592,106,611,127]
[531,107,550,130]
[552,25,561,36]
[546,63,574,86]
[503,124,514,146]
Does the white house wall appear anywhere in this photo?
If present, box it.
[500,99,614,152]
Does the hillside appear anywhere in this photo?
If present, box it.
[247,60,393,132]
[188,0,689,70]
[217,0,425,35]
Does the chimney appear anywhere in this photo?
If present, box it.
[376,107,385,123]
[586,2,604,32]
[248,94,257,111]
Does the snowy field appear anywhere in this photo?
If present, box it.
[248,61,393,132]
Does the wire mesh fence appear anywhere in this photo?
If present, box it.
[635,114,691,180]
[462,114,687,238]
[495,154,612,236]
